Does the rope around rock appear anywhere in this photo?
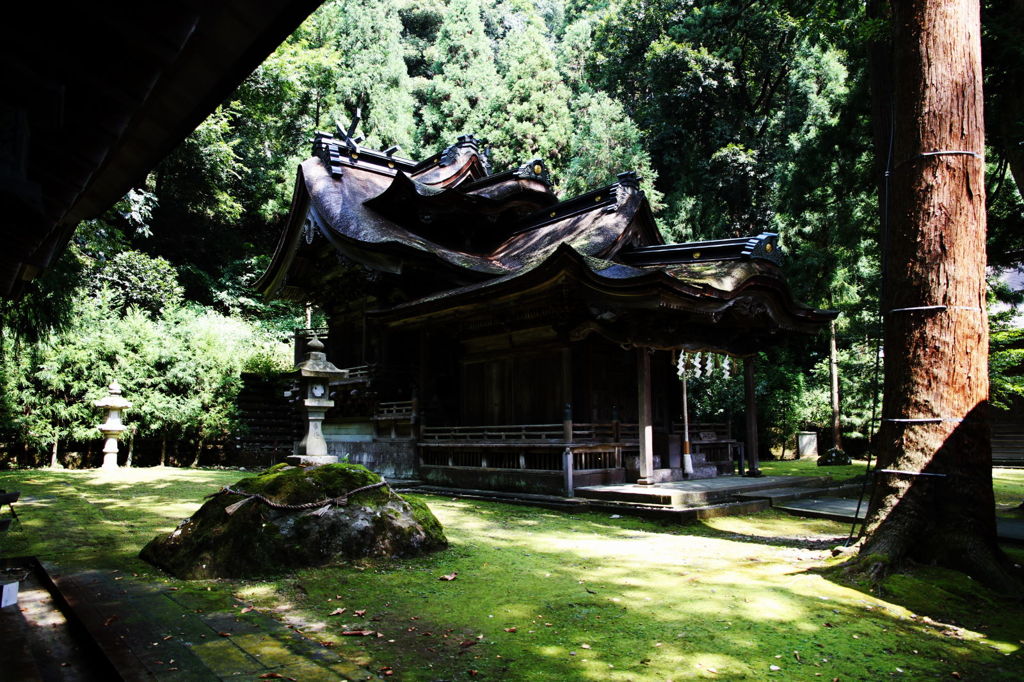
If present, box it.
[210,480,389,516]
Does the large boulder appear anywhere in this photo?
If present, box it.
[140,463,446,579]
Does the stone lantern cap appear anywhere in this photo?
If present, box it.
[294,337,346,380]
[95,381,132,410]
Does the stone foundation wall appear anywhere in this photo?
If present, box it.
[325,438,418,479]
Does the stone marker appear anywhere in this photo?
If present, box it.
[287,336,345,467]
[95,381,131,469]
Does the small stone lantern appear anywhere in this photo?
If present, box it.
[95,381,131,469]
[289,337,345,466]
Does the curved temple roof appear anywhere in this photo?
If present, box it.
[258,131,836,354]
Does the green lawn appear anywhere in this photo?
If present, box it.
[758,457,870,483]
[2,466,1022,681]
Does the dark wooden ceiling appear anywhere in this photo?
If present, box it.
[0,0,323,298]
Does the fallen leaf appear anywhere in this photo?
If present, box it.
[330,608,347,616]
[354,609,367,617]
[580,643,591,649]
[103,616,118,627]
[439,572,458,581]
[770,664,781,671]
[469,671,479,677]
[707,668,718,674]
[341,630,375,637]
[241,606,254,614]
[218,632,232,638]
[162,635,173,641]
[503,627,517,633]
[460,639,477,648]
[794,651,801,662]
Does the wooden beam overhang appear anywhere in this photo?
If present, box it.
[367,243,836,354]
[1,0,325,298]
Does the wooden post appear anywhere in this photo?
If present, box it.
[744,356,761,476]
[679,352,696,475]
[637,348,655,485]
[563,447,575,496]
[563,402,574,444]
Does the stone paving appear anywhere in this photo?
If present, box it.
[776,496,1024,544]
[32,563,372,680]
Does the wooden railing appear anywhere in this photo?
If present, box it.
[420,422,639,446]
[375,400,415,421]
[334,365,372,382]
[421,424,564,444]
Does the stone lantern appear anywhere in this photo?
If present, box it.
[288,337,345,466]
[95,381,131,469]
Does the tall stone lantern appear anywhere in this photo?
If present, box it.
[288,337,345,466]
[95,381,131,469]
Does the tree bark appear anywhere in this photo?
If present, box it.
[49,437,60,469]
[859,0,1021,594]
[829,320,843,452]
[160,436,167,467]
[190,438,204,468]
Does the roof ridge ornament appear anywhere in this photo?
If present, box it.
[438,134,482,167]
[608,170,641,213]
[513,158,550,185]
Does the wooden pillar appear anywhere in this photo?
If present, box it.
[637,348,655,485]
[743,355,761,476]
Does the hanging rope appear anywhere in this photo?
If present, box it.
[208,480,389,517]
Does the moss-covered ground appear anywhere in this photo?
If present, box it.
[758,456,870,483]
[1,466,1022,680]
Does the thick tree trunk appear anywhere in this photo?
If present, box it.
[160,436,167,467]
[859,0,1020,594]
[49,438,60,469]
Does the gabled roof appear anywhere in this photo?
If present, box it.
[257,132,836,352]
[256,138,663,298]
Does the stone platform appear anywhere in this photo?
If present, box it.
[574,475,834,507]
[775,497,1024,544]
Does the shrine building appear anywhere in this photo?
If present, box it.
[257,126,836,496]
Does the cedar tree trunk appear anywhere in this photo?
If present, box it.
[860,0,1021,594]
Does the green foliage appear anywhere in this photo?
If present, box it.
[416,0,502,150]
[991,325,1024,412]
[484,4,574,171]
[89,251,184,316]
[0,257,290,464]
[561,92,663,208]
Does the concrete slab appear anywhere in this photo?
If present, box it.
[775,497,868,522]
[776,497,1024,545]
[734,483,866,504]
[576,475,832,506]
